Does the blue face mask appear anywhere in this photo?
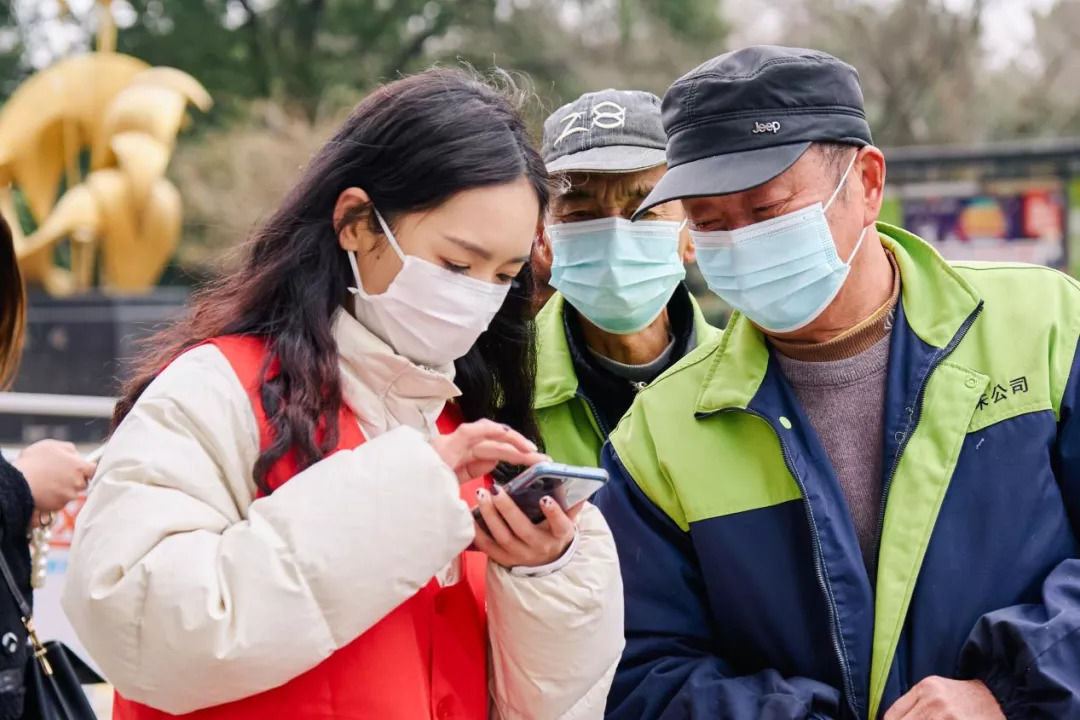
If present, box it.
[547,216,687,335]
[690,153,869,334]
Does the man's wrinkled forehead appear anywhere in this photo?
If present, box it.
[555,168,665,207]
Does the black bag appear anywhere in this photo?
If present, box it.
[21,641,98,720]
[0,545,97,720]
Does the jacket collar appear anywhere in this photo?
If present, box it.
[534,285,718,410]
[333,307,460,438]
[695,223,983,414]
[534,293,578,410]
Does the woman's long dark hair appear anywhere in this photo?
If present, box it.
[116,68,549,493]
[0,215,25,390]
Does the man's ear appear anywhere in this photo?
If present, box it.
[535,221,554,266]
[668,204,695,264]
[856,146,886,229]
[334,187,374,252]
[679,228,696,264]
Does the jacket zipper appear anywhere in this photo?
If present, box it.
[700,406,858,718]
[575,388,610,439]
[872,303,983,585]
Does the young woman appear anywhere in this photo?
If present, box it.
[0,215,94,719]
[61,69,624,719]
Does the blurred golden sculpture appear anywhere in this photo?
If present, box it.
[0,1,211,295]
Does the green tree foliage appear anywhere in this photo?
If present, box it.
[89,0,727,121]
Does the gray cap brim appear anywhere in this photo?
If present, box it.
[547,145,667,175]
[632,141,811,219]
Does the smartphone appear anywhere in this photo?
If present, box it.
[472,462,609,532]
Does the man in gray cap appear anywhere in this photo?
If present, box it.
[531,89,718,467]
[595,46,1080,719]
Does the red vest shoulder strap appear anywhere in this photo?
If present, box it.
[201,335,365,494]
[205,336,272,391]
[204,336,276,456]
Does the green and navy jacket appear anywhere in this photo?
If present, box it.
[595,224,1080,719]
[534,288,721,467]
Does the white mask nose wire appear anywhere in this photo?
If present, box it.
[372,206,407,262]
[824,151,860,212]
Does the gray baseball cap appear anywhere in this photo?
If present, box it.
[541,89,667,175]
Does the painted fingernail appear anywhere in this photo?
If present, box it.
[541,496,554,507]
[476,488,486,501]
[490,484,500,496]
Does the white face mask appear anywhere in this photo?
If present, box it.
[346,207,511,368]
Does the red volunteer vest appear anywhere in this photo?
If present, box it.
[114,336,489,720]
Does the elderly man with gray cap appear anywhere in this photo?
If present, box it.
[594,46,1080,720]
[531,89,718,467]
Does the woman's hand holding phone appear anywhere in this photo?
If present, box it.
[430,419,547,485]
[472,485,580,568]
[430,420,576,567]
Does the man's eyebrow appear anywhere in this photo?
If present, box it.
[558,188,595,203]
[626,187,652,205]
[752,190,798,209]
[561,183,652,205]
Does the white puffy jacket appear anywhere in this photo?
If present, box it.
[62,310,624,718]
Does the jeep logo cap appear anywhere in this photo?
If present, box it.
[634,45,873,218]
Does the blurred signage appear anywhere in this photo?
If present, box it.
[898,180,1066,267]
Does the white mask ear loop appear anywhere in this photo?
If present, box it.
[822,150,869,266]
[824,151,860,212]
[371,206,407,262]
[346,250,365,296]
[844,225,870,266]
[346,205,406,298]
